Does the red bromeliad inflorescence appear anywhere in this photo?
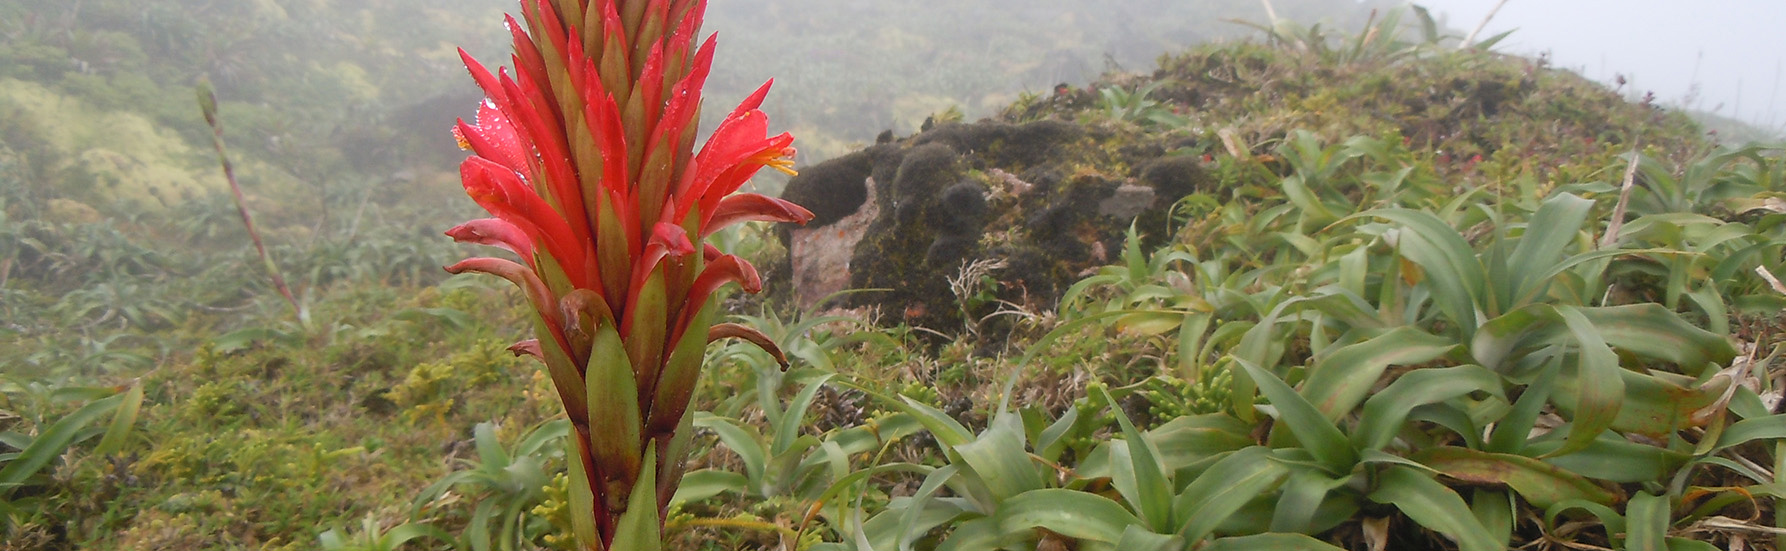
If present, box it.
[442,0,811,548]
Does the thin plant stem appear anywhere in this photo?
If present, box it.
[196,78,309,329]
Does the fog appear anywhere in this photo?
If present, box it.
[1415,0,1786,132]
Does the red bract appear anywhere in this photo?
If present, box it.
[442,0,812,548]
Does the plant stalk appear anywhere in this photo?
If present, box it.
[197,78,309,329]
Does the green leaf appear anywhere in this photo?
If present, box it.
[513,419,569,458]
[1535,433,1688,483]
[1111,525,1183,551]
[608,443,662,551]
[1485,354,1560,454]
[1367,466,1501,551]
[1094,385,1173,532]
[1146,414,1254,471]
[1475,305,1623,458]
[899,465,963,551]
[1353,365,1502,452]
[1469,489,1514,549]
[585,321,644,499]
[1345,209,1485,335]
[1413,447,1617,508]
[91,381,143,458]
[1665,537,1724,551]
[1575,304,1736,376]
[1711,414,1786,451]
[1544,498,1626,535]
[1625,492,1670,551]
[692,413,766,490]
[935,517,1010,551]
[954,413,1044,502]
[998,489,1142,544]
[897,395,974,449]
[1234,358,1356,472]
[1300,327,1456,422]
[775,374,836,455]
[0,389,128,492]
[1172,446,1289,543]
[673,470,746,504]
[473,423,509,471]
[1203,533,1347,551]
[1270,470,1353,533]
[564,444,597,546]
[1503,193,1593,310]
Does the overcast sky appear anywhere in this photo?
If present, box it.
[1410,0,1786,130]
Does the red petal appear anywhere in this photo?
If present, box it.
[459,48,509,104]
[455,102,529,174]
[708,323,788,370]
[701,193,814,237]
[732,79,772,118]
[460,157,588,284]
[670,254,760,344]
[508,339,544,360]
[445,257,568,349]
[445,218,536,259]
[626,222,694,308]
[495,70,588,250]
[648,34,716,171]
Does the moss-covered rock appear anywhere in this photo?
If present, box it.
[782,117,1203,332]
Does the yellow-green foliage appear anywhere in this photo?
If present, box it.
[387,339,520,424]
[0,78,218,209]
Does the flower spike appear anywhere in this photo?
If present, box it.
[445,1,807,547]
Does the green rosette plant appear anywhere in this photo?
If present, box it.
[441,1,813,549]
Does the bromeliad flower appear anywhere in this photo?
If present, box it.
[443,1,812,549]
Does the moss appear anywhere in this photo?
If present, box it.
[0,78,228,211]
[777,146,878,229]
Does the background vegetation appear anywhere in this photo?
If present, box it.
[3,1,1785,550]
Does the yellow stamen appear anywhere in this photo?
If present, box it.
[768,157,797,177]
[453,127,473,151]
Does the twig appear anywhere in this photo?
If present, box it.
[1460,0,1511,49]
[197,78,309,329]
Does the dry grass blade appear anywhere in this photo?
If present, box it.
[1754,265,1786,295]
[1460,0,1512,49]
[1599,147,1644,249]
[1690,516,1786,536]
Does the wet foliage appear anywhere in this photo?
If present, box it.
[5,3,1786,551]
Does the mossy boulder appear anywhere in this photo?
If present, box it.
[782,117,1207,332]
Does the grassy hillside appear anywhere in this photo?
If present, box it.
[5,4,1786,551]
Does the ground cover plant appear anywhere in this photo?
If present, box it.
[3,4,1786,551]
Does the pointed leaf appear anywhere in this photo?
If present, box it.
[1204,533,1347,551]
[1235,358,1355,472]
[1301,327,1456,421]
[1172,446,1289,543]
[998,489,1142,544]
[1354,365,1502,452]
[1625,491,1670,551]
[1094,385,1173,532]
[1414,447,1617,508]
[608,443,663,551]
[1367,466,1501,551]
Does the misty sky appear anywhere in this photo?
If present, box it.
[1412,0,1785,130]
